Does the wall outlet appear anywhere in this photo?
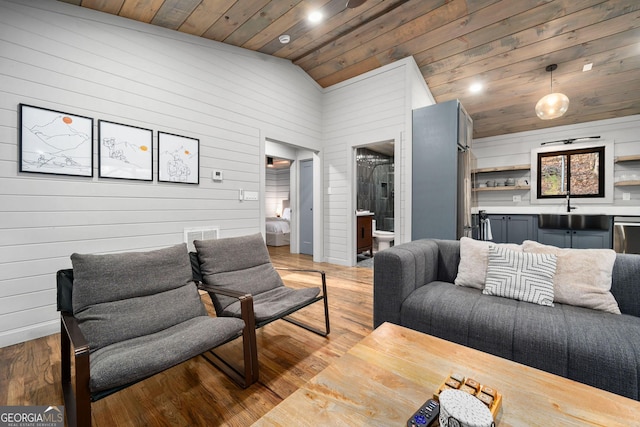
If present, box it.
[623,192,631,201]
[512,195,522,203]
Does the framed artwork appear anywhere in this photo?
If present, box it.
[158,131,199,184]
[19,104,94,177]
[98,120,153,181]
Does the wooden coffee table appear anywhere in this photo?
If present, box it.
[253,322,640,426]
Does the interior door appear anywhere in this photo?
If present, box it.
[300,159,313,255]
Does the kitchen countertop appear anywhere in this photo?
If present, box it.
[474,205,640,216]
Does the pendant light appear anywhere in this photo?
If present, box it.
[535,64,569,120]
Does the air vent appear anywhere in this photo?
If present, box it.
[183,226,219,252]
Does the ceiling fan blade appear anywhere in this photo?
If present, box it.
[346,0,367,8]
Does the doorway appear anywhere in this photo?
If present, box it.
[354,140,395,263]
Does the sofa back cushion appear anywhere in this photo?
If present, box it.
[71,243,205,352]
[194,233,284,313]
[454,237,523,289]
[610,253,640,317]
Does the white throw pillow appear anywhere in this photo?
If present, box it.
[522,240,620,314]
[483,245,557,307]
[454,237,523,289]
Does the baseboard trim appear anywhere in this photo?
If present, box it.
[0,320,58,348]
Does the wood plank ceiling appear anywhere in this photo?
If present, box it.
[59,0,640,138]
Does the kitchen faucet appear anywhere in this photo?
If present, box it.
[566,191,577,213]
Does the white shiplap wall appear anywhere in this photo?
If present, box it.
[0,0,322,347]
[473,115,640,213]
[322,58,433,265]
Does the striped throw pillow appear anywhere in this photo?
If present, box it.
[483,245,557,307]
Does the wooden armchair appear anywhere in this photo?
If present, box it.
[57,243,258,427]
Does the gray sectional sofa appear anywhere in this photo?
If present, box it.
[373,239,640,400]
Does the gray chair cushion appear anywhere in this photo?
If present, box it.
[90,316,245,393]
[222,286,320,322]
[194,233,284,313]
[71,244,205,352]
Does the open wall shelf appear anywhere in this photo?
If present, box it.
[473,164,530,173]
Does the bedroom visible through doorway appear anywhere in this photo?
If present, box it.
[265,156,292,248]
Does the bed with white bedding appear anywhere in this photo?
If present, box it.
[265,208,291,246]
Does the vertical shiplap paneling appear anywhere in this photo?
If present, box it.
[0,0,321,347]
[322,64,410,265]
[473,115,640,210]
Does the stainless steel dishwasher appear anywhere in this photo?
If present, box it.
[613,216,640,254]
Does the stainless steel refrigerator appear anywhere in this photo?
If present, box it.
[412,100,476,240]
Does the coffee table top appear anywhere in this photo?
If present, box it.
[254,322,640,426]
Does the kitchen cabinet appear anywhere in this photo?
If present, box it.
[487,214,537,244]
[537,229,612,249]
[357,214,373,255]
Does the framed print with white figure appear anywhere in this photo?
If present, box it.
[158,131,199,184]
[98,120,153,181]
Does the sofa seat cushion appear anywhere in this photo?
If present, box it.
[222,286,320,322]
[90,316,244,394]
[400,282,640,400]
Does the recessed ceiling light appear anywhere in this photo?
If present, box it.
[308,11,323,23]
[582,63,593,72]
[469,83,483,93]
[278,34,290,44]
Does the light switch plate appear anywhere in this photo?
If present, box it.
[512,195,521,202]
[243,191,259,201]
[623,192,631,201]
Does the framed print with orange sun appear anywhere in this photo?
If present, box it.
[158,131,199,184]
[19,104,94,177]
[98,120,153,181]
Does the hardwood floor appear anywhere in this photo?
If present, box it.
[0,246,374,426]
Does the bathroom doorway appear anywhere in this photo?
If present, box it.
[355,140,395,263]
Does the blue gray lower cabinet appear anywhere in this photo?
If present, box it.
[486,214,537,244]
[475,214,612,249]
[537,228,612,249]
